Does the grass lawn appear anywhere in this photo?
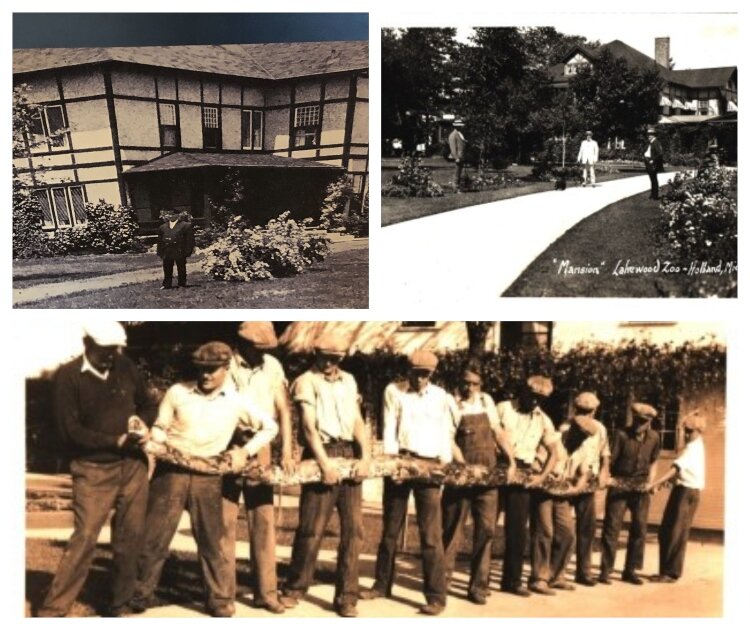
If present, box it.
[381,157,645,226]
[13,251,159,289]
[502,187,738,297]
[15,248,368,309]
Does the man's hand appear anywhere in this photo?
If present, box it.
[281,451,297,476]
[117,432,147,451]
[353,458,371,481]
[228,448,249,474]
[526,474,544,489]
[597,469,611,490]
[321,462,341,485]
[506,461,517,483]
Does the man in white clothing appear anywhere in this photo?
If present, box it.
[577,130,599,187]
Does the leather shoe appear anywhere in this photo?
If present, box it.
[530,581,556,596]
[598,574,612,585]
[419,603,445,616]
[550,580,575,591]
[650,574,677,584]
[501,586,532,598]
[208,604,234,617]
[336,604,359,618]
[359,588,385,601]
[575,575,597,587]
[468,591,487,605]
[278,595,299,609]
[622,572,644,585]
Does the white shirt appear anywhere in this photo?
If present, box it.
[81,354,110,381]
[291,367,360,442]
[674,436,706,490]
[229,353,287,417]
[563,420,611,477]
[577,138,599,164]
[383,382,459,463]
[152,380,277,458]
[454,392,500,430]
[497,400,558,465]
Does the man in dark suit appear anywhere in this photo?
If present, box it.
[644,127,664,200]
[157,209,195,289]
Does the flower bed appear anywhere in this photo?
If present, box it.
[382,156,444,197]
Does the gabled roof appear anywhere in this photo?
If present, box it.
[123,152,343,175]
[670,67,736,88]
[13,41,368,80]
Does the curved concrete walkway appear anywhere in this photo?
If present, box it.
[378,172,673,307]
[13,237,367,306]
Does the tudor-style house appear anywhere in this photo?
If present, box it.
[551,37,738,124]
[13,42,368,232]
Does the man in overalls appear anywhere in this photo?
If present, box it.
[442,362,515,605]
[360,350,458,615]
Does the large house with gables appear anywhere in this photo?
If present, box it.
[550,37,737,124]
[13,41,368,232]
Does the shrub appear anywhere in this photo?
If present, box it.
[51,201,143,255]
[319,175,354,232]
[656,166,737,297]
[462,172,522,192]
[201,211,330,281]
[12,181,54,258]
[382,157,444,198]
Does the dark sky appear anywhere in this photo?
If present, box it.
[13,13,369,48]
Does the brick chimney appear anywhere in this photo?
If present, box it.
[655,37,670,68]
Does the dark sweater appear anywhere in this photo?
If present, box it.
[54,354,157,462]
[610,427,661,482]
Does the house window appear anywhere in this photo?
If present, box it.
[241,109,263,150]
[159,103,179,148]
[29,105,68,150]
[35,185,88,230]
[202,106,220,149]
[294,105,320,148]
[500,322,553,352]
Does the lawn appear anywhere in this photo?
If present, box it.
[15,247,369,309]
[502,187,738,297]
[381,157,645,226]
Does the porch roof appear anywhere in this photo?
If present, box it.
[123,152,344,175]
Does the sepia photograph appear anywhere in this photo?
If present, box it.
[24,320,724,617]
[12,13,369,309]
[379,17,737,303]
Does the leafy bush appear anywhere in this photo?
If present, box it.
[462,172,522,192]
[382,157,444,198]
[201,211,330,281]
[12,181,55,258]
[51,201,142,255]
[318,174,368,235]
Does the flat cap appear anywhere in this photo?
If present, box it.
[632,402,658,421]
[409,350,439,371]
[83,321,127,347]
[313,333,348,356]
[647,126,657,134]
[574,392,600,412]
[681,410,707,433]
[526,375,553,398]
[585,130,593,136]
[572,414,598,436]
[237,321,278,350]
[453,119,465,127]
[192,341,233,368]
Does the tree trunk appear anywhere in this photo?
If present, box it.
[466,321,492,356]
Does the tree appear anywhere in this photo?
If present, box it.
[569,49,664,143]
[381,27,458,151]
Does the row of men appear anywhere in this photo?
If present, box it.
[37,321,706,618]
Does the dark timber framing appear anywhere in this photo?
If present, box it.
[102,65,127,207]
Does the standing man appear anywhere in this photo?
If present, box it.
[280,333,370,618]
[577,130,599,187]
[496,375,559,597]
[644,127,664,200]
[131,342,277,618]
[442,362,515,605]
[648,411,706,583]
[37,322,156,617]
[558,393,611,587]
[360,350,458,616]
[222,322,294,614]
[157,208,195,290]
[448,119,468,192]
[599,402,661,585]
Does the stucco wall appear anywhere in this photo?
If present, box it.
[111,69,155,98]
[178,76,201,103]
[179,104,203,149]
[66,100,112,150]
[351,101,368,144]
[321,102,346,146]
[62,68,105,99]
[156,75,177,100]
[295,79,321,103]
[265,109,290,151]
[114,99,159,146]
[326,75,350,100]
[222,107,242,151]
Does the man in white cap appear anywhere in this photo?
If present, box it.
[599,402,661,585]
[448,119,468,191]
[37,322,157,617]
[644,127,664,200]
[131,342,277,618]
[496,375,559,597]
[648,411,707,583]
[360,350,458,616]
[577,130,599,187]
[222,322,293,614]
[280,333,370,618]
[557,392,611,587]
